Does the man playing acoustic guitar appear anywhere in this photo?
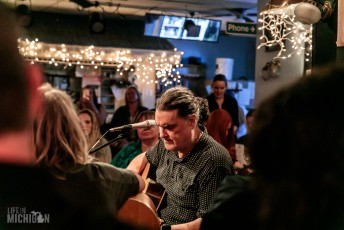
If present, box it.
[127,86,235,227]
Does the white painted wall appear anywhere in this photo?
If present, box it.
[254,0,305,108]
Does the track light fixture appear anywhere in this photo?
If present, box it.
[89,11,105,34]
[70,0,99,8]
[15,0,32,27]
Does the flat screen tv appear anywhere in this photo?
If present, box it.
[144,13,221,43]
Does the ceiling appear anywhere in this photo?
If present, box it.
[2,0,258,26]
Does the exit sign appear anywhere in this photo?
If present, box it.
[226,22,257,35]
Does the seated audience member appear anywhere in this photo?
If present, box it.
[236,104,248,139]
[235,108,255,175]
[78,109,112,163]
[205,109,236,161]
[34,83,145,213]
[77,85,107,126]
[237,108,255,146]
[201,64,344,230]
[0,3,140,229]
[106,86,148,155]
[111,110,159,168]
[127,86,235,225]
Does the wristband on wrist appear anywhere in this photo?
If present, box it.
[161,223,171,230]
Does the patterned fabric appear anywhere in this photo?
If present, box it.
[146,133,235,224]
[111,141,142,168]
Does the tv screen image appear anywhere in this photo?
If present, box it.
[144,13,221,42]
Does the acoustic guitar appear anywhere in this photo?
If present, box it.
[117,163,166,230]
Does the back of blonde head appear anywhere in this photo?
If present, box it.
[34,83,91,177]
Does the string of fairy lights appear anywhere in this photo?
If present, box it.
[257,3,313,61]
[17,38,184,86]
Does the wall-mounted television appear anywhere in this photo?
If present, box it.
[144,13,221,43]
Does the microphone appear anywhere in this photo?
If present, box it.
[109,120,157,132]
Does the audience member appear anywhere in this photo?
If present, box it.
[237,108,255,146]
[34,83,145,213]
[235,109,255,175]
[234,76,250,139]
[0,3,140,229]
[107,86,148,154]
[78,109,112,163]
[236,104,248,139]
[111,110,159,168]
[127,86,235,225]
[206,74,239,132]
[77,85,107,126]
[201,64,344,230]
[205,109,236,161]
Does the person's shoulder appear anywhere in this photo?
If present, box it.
[85,162,125,172]
[237,134,247,144]
[146,139,165,158]
[67,162,133,182]
[210,175,252,207]
[201,134,232,161]
[139,106,149,111]
[224,94,238,102]
[115,105,128,111]
[118,141,141,155]
[92,162,139,177]
[220,175,251,189]
[206,94,214,100]
[77,163,139,196]
[203,134,228,153]
[124,141,141,149]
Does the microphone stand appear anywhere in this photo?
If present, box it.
[88,127,132,154]
[89,134,124,154]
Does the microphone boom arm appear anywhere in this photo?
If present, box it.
[89,133,125,154]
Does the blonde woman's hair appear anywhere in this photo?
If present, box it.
[77,108,111,162]
[34,83,92,178]
[78,109,101,147]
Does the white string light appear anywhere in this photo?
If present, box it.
[257,4,313,61]
[17,38,184,86]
